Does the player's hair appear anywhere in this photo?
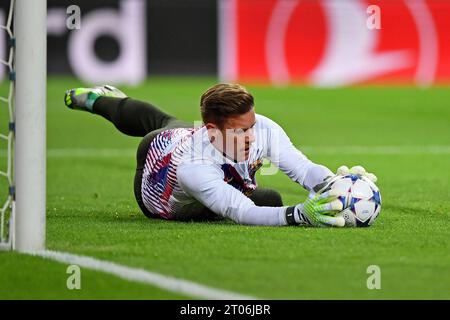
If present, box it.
[200,83,254,128]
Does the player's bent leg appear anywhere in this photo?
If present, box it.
[93,97,179,137]
[248,188,283,207]
[64,84,181,137]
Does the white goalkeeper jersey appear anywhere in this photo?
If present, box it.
[141,114,332,226]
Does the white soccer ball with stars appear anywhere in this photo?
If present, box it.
[328,174,382,227]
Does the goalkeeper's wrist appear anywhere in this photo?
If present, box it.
[285,206,298,226]
[285,205,306,226]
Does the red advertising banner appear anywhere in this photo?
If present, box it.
[219,0,450,86]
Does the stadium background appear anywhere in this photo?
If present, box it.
[0,0,449,300]
[3,0,450,85]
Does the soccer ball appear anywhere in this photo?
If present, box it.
[325,174,382,227]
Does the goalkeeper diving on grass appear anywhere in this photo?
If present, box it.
[64,83,377,227]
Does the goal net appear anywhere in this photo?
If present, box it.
[0,0,15,250]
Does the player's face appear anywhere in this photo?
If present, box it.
[218,109,256,162]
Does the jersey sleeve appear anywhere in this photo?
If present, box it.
[256,114,333,191]
[177,162,288,226]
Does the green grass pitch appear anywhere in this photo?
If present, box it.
[1,78,449,299]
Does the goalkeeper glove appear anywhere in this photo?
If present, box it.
[336,165,377,182]
[285,191,345,227]
[313,165,377,193]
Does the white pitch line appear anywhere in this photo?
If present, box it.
[27,250,257,300]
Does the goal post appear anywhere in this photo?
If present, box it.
[13,0,47,251]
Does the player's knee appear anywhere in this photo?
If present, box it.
[265,189,283,207]
[250,188,283,207]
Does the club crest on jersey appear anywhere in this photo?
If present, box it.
[221,164,257,196]
[249,159,263,177]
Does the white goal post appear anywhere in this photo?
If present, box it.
[0,0,47,251]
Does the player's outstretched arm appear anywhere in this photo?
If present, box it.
[177,163,344,227]
[256,114,333,191]
[256,114,377,193]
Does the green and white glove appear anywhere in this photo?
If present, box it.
[286,191,345,227]
[313,165,377,193]
[336,165,377,183]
